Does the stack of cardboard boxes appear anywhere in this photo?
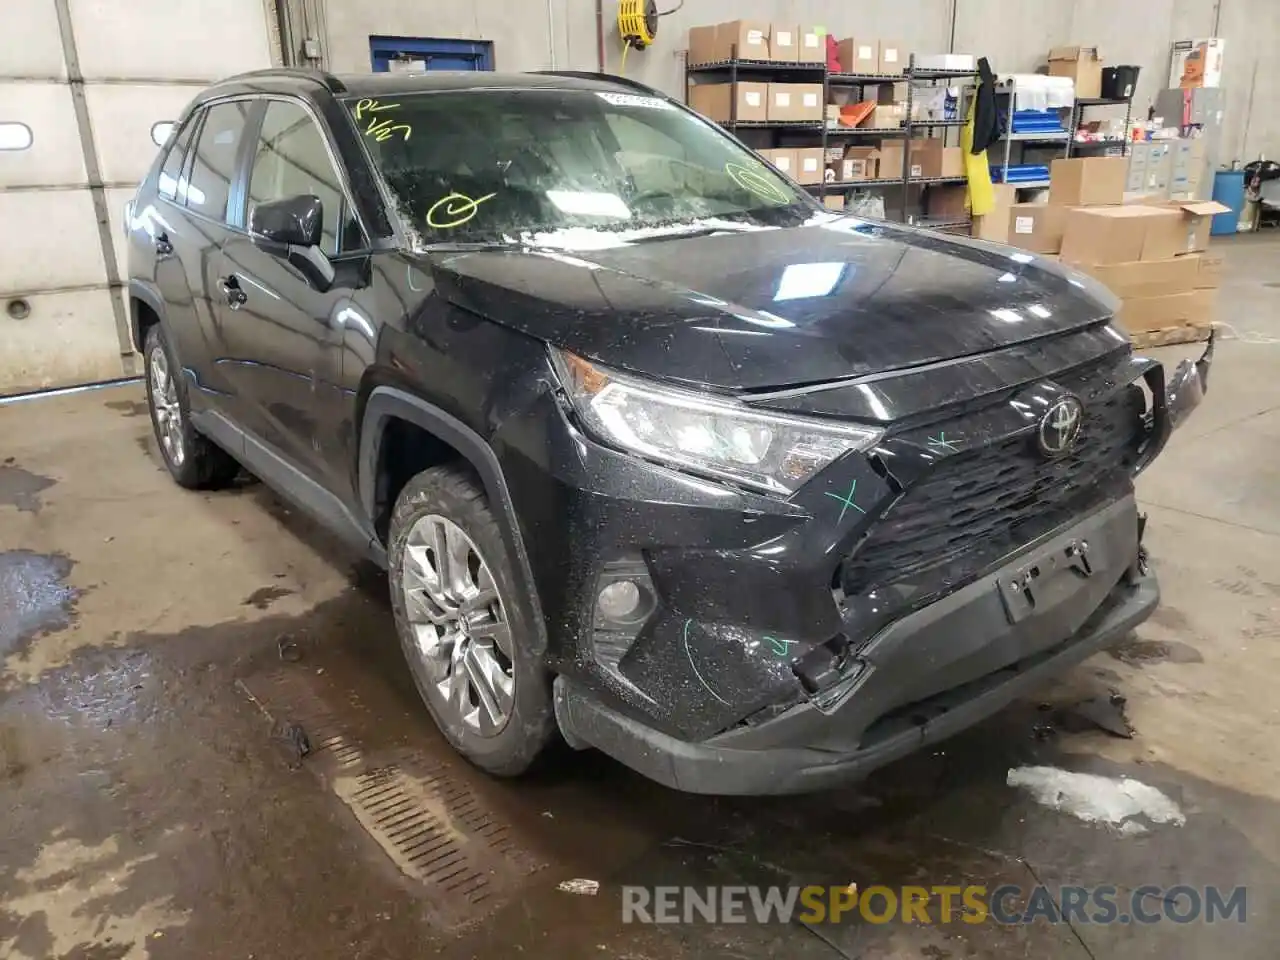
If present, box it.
[688,20,826,66]
[688,80,824,124]
[757,147,826,185]
[1062,196,1226,337]
[974,157,1226,338]
[834,38,907,75]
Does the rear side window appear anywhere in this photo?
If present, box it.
[185,101,252,222]
[158,115,198,201]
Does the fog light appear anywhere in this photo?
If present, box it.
[597,580,642,621]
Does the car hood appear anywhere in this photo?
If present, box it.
[421,217,1113,391]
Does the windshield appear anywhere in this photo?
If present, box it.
[344,88,814,249]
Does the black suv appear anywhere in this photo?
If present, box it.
[126,68,1211,794]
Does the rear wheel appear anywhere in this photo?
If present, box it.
[388,465,555,776]
[143,324,240,489]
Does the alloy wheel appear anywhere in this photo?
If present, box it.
[400,514,515,736]
[149,344,185,467]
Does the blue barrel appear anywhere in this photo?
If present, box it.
[1211,170,1245,235]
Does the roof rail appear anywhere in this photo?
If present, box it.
[532,70,669,99]
[221,67,348,94]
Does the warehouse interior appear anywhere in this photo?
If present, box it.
[2,0,1280,958]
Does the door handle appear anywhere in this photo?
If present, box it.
[220,275,248,310]
[154,232,173,257]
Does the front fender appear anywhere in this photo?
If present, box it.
[357,386,549,658]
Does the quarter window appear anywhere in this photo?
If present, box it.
[246,100,362,255]
[158,115,198,201]
[186,101,252,222]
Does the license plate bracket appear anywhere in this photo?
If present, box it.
[999,538,1093,624]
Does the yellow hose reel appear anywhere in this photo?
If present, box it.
[618,0,659,50]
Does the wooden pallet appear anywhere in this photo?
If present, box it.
[1131,323,1213,348]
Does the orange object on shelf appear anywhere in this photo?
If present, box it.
[839,100,876,127]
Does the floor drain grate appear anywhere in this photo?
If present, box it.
[238,667,545,927]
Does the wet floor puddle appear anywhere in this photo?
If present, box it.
[0,550,78,657]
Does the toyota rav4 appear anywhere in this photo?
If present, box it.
[126,68,1211,794]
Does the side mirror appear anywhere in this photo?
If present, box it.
[251,194,323,247]
[249,194,334,291]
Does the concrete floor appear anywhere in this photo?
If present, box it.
[2,234,1279,960]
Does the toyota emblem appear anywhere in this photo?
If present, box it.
[1038,395,1084,457]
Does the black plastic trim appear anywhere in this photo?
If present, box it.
[192,409,383,563]
[357,386,549,657]
[127,278,166,353]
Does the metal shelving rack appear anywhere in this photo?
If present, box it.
[686,50,978,229]
[1066,95,1135,158]
[685,47,829,190]
[991,79,1070,193]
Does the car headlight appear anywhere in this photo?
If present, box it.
[550,348,882,496]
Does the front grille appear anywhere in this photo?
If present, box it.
[841,385,1145,597]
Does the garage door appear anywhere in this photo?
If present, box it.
[0,0,275,395]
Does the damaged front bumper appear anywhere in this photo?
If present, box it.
[526,335,1211,795]
[1135,330,1214,472]
[554,495,1157,794]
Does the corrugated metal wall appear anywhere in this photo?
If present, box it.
[0,0,275,395]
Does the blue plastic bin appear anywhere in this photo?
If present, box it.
[1210,170,1245,236]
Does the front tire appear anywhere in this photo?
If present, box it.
[143,324,240,489]
[388,464,555,777]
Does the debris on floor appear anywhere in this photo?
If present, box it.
[277,634,301,662]
[558,878,600,895]
[1006,765,1186,833]
[274,721,312,765]
[1034,693,1134,739]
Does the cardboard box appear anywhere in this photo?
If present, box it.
[800,84,824,119]
[757,148,797,178]
[688,20,771,64]
[876,82,909,104]
[1165,199,1231,253]
[798,26,825,63]
[836,38,877,74]
[1049,157,1126,206]
[770,23,799,62]
[794,147,824,184]
[1117,289,1215,333]
[1008,202,1068,253]
[971,184,1017,243]
[878,40,906,75]
[875,141,904,180]
[927,183,968,218]
[823,194,846,211]
[1194,252,1223,288]
[941,146,965,179]
[1048,46,1102,99]
[907,139,944,179]
[1059,205,1185,265]
[688,82,767,122]
[1078,258,1196,299]
[767,82,822,121]
[867,103,905,128]
[916,53,976,71]
[844,146,879,181]
[1170,38,1225,89]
